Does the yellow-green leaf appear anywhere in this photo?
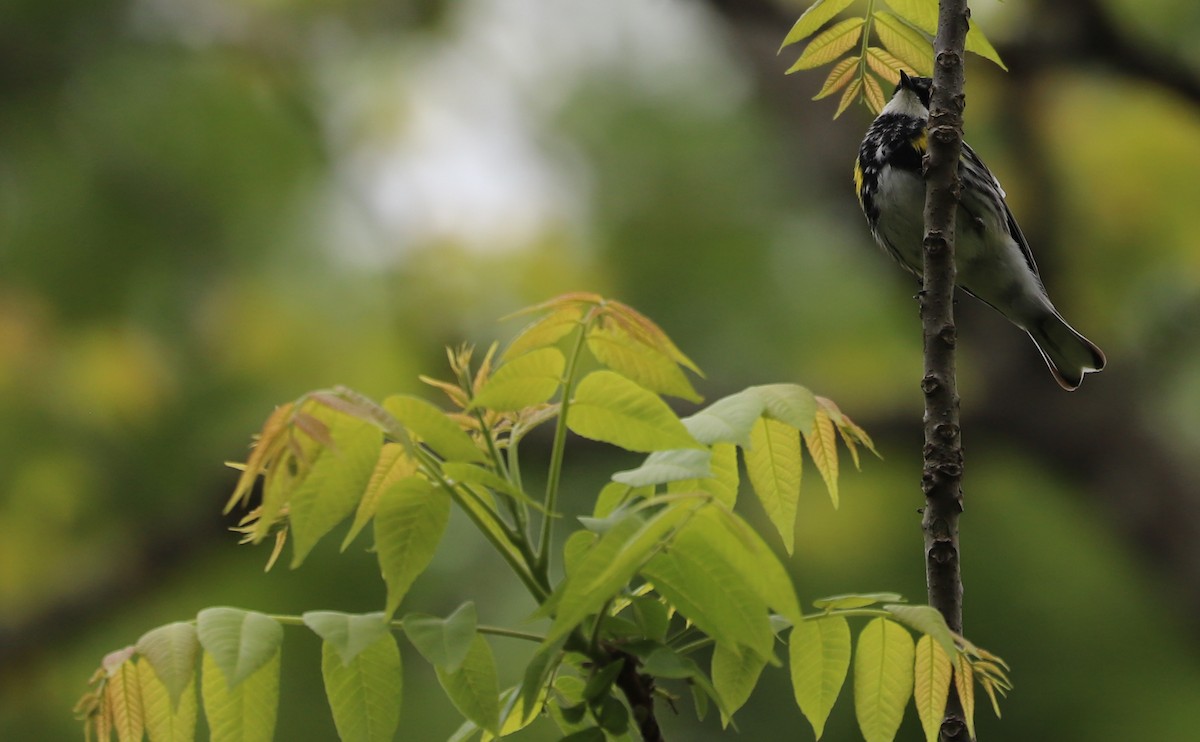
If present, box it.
[863,72,886,113]
[469,347,565,412]
[803,407,839,508]
[603,299,702,376]
[865,46,905,85]
[813,592,904,611]
[642,512,774,660]
[914,635,953,742]
[321,634,402,742]
[138,657,197,742]
[225,402,294,514]
[383,394,485,463]
[342,443,417,551]
[712,642,767,722]
[286,405,382,568]
[954,653,976,740]
[195,608,283,689]
[201,650,280,742]
[751,383,817,436]
[436,634,501,734]
[854,618,915,742]
[780,0,858,50]
[813,56,860,100]
[787,18,865,72]
[790,616,851,740]
[873,11,934,76]
[303,611,392,666]
[682,388,766,447]
[668,442,739,507]
[613,448,712,488]
[136,622,199,711]
[835,77,862,118]
[587,323,701,402]
[568,370,701,452]
[502,303,583,361]
[883,604,957,660]
[105,660,144,742]
[401,602,477,673]
[545,504,696,648]
[375,477,451,618]
[700,505,803,623]
[876,0,1006,69]
[744,417,802,553]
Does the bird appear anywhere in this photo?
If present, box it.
[853,70,1106,390]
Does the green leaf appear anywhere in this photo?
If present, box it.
[790,616,851,739]
[469,347,565,411]
[813,55,861,100]
[787,18,865,73]
[321,633,402,742]
[383,394,485,463]
[586,323,701,402]
[630,595,671,643]
[593,482,642,519]
[195,608,283,688]
[200,650,280,742]
[582,658,625,702]
[682,388,765,447]
[813,592,904,611]
[913,635,952,742]
[136,622,199,710]
[401,602,478,673]
[751,383,818,436]
[695,505,804,623]
[105,659,144,742]
[667,442,738,507]
[954,653,977,740]
[544,503,697,648]
[883,604,957,660]
[436,634,501,734]
[375,477,451,618]
[502,303,584,361]
[138,658,197,742]
[558,729,605,742]
[744,417,802,554]
[441,461,543,511]
[612,448,712,487]
[302,611,391,666]
[780,0,857,50]
[342,443,417,551]
[518,639,563,720]
[712,642,767,721]
[562,530,598,575]
[854,618,915,742]
[874,0,1006,69]
[286,405,383,568]
[803,407,840,508]
[872,11,934,76]
[567,370,701,452]
[641,514,774,660]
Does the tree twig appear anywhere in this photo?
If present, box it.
[922,1,971,739]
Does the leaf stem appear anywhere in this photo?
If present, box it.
[536,316,592,572]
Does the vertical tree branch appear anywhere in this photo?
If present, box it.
[922,1,970,740]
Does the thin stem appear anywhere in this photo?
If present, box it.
[536,317,591,572]
[265,614,544,643]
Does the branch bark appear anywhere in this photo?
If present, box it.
[922,1,971,740]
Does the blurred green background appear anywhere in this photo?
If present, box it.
[3,0,1200,739]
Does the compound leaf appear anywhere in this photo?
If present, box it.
[568,370,700,452]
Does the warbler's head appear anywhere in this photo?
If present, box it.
[882,70,933,118]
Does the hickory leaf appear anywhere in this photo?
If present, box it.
[790,615,851,740]
[568,370,701,452]
[854,618,915,742]
[321,634,403,742]
[195,608,283,689]
[780,0,858,51]
[200,650,280,742]
[787,18,866,73]
[375,477,450,617]
[914,635,953,742]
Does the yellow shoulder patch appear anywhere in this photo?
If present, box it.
[853,158,864,207]
[911,130,927,153]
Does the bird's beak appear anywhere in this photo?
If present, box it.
[898,70,912,89]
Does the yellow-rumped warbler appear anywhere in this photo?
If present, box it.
[854,71,1105,390]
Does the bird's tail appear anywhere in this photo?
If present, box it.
[1027,311,1106,391]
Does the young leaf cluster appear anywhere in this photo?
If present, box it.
[77,293,1008,741]
[780,0,1005,117]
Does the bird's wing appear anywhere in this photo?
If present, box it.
[960,141,1042,280]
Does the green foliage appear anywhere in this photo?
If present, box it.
[781,0,1006,117]
[75,294,1008,741]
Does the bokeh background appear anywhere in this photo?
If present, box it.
[3,0,1200,739]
